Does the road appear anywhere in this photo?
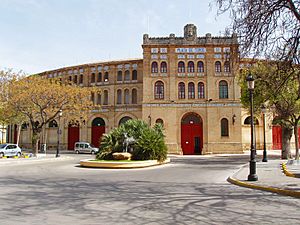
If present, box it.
[0,154,299,225]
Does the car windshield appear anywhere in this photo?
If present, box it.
[90,144,96,148]
[0,144,7,149]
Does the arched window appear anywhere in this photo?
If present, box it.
[97,93,101,105]
[132,70,137,80]
[117,89,122,104]
[221,118,229,136]
[124,70,130,81]
[103,90,108,105]
[151,62,158,73]
[178,82,185,99]
[188,82,195,99]
[91,92,95,104]
[132,89,137,104]
[79,74,83,84]
[155,118,164,126]
[224,61,231,73]
[124,89,130,104]
[219,80,228,99]
[97,72,102,82]
[160,62,167,73]
[74,75,78,84]
[197,61,204,73]
[215,61,222,73]
[104,72,109,82]
[187,61,195,73]
[244,116,259,125]
[117,71,122,81]
[91,73,96,83]
[119,116,132,126]
[198,82,205,99]
[154,81,164,99]
[178,61,185,73]
[49,120,58,128]
[92,117,105,126]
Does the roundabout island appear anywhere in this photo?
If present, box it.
[80,158,171,169]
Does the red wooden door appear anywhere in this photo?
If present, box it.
[181,123,203,155]
[68,126,80,150]
[272,126,282,150]
[92,126,105,147]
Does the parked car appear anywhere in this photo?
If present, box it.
[74,142,99,154]
[0,144,22,157]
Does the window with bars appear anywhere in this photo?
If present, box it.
[97,72,102,82]
[160,62,167,73]
[154,81,164,99]
[224,61,231,73]
[151,62,158,73]
[188,82,195,99]
[178,82,185,99]
[197,61,204,73]
[198,82,205,99]
[219,80,228,99]
[221,118,229,136]
[132,89,137,104]
[117,89,122,104]
[132,70,137,80]
[215,61,222,73]
[178,61,185,73]
[124,89,130,104]
[187,61,195,73]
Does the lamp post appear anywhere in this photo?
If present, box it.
[56,109,63,158]
[246,74,258,181]
[261,104,268,162]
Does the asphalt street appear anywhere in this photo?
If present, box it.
[0,154,299,225]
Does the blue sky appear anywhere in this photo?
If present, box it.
[0,0,231,74]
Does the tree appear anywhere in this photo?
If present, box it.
[215,0,300,63]
[0,69,27,144]
[240,62,300,159]
[2,74,93,155]
[215,0,300,158]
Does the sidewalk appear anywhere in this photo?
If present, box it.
[228,159,300,198]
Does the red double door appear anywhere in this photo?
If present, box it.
[181,123,203,155]
[68,126,79,150]
[91,126,105,147]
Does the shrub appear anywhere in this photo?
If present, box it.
[96,119,167,161]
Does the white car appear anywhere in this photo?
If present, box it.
[0,143,22,157]
[74,142,99,154]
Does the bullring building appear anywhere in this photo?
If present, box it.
[9,24,278,154]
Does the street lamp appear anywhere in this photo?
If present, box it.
[246,74,258,181]
[261,104,268,162]
[56,109,63,158]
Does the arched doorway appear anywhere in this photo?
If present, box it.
[118,116,132,126]
[91,117,106,147]
[181,113,203,155]
[68,121,80,150]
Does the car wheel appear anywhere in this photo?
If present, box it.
[91,150,95,155]
[17,152,21,157]
[0,152,4,158]
[75,150,79,154]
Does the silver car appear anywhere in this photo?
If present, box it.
[0,143,22,157]
[74,142,99,154]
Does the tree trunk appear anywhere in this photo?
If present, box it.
[294,124,299,160]
[31,131,40,156]
[16,125,21,145]
[282,126,293,159]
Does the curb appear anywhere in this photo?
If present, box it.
[227,176,300,198]
[281,162,297,177]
